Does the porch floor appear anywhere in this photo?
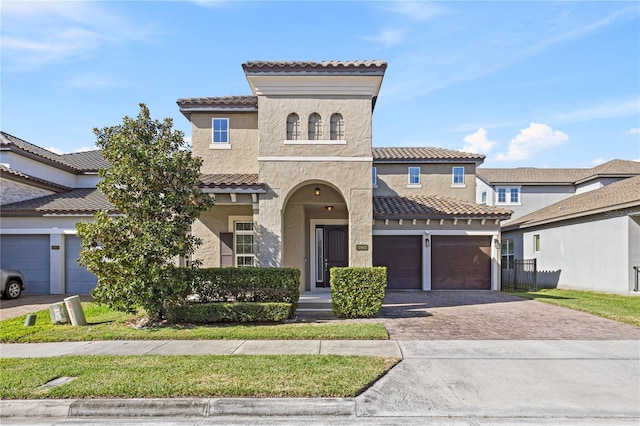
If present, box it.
[298,291,332,311]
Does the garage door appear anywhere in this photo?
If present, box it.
[65,236,97,294]
[431,236,491,290]
[0,234,50,294]
[373,236,422,290]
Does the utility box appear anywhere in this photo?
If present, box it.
[64,295,87,326]
[49,302,69,325]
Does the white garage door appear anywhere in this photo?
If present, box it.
[1,234,50,294]
[65,235,97,294]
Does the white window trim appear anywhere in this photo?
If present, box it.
[496,186,521,205]
[533,234,541,253]
[408,167,421,187]
[211,117,230,148]
[451,166,466,188]
[232,218,256,267]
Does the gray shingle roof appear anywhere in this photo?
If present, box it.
[1,131,109,172]
[477,159,640,185]
[504,175,640,229]
[0,188,115,216]
[374,195,512,220]
[373,147,485,163]
[0,165,71,192]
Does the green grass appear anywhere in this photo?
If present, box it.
[0,355,399,399]
[0,303,389,343]
[510,289,640,327]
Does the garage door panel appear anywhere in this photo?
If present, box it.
[1,235,50,294]
[65,236,97,294]
[373,236,422,290]
[431,236,491,290]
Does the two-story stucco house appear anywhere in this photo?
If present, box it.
[178,61,511,294]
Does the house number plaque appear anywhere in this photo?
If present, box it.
[356,244,369,251]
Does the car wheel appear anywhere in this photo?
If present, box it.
[4,279,22,299]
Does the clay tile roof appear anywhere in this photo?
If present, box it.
[242,60,387,74]
[505,175,640,229]
[0,188,115,216]
[374,195,512,220]
[1,131,108,172]
[477,159,640,185]
[199,174,265,191]
[373,147,485,163]
[0,165,71,192]
[176,96,258,109]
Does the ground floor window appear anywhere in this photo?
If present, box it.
[501,238,514,269]
[234,221,255,266]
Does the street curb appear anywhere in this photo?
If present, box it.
[0,398,356,418]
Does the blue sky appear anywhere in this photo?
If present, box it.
[2,0,639,168]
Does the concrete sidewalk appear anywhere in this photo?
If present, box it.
[1,340,639,423]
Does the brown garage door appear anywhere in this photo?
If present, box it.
[373,236,422,290]
[431,235,491,290]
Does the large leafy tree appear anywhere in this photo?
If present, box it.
[77,104,214,321]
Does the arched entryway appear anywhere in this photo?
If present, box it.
[282,181,349,292]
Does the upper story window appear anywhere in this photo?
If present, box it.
[308,113,322,140]
[481,191,487,204]
[533,234,541,253]
[286,113,300,140]
[372,167,377,187]
[212,118,229,144]
[408,167,421,186]
[497,186,520,205]
[330,113,344,140]
[501,239,514,270]
[452,167,465,186]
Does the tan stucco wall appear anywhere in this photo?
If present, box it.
[191,112,259,174]
[374,163,477,201]
[192,204,254,267]
[258,160,372,270]
[257,96,373,157]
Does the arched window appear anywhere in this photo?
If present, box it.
[286,113,300,140]
[308,113,322,140]
[330,113,344,140]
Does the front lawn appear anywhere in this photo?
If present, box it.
[510,289,640,327]
[0,303,389,343]
[0,354,398,399]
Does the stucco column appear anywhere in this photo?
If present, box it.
[256,186,283,267]
[349,188,373,267]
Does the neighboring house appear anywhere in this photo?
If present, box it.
[0,131,111,295]
[178,61,511,293]
[502,176,640,294]
[476,159,640,223]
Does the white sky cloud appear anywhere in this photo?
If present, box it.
[364,28,406,47]
[627,128,640,135]
[495,123,569,162]
[554,99,640,123]
[1,1,154,71]
[44,146,64,155]
[461,128,496,154]
[74,146,97,153]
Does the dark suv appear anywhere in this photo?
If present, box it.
[1,269,25,299]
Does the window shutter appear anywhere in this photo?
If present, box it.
[220,232,234,267]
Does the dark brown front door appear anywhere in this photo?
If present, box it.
[373,236,422,289]
[431,236,492,290]
[316,225,348,287]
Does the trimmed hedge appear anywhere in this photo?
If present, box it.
[330,267,387,318]
[166,302,292,323]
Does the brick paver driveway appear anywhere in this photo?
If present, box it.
[366,291,640,340]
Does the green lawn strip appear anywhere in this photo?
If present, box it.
[0,355,398,399]
[0,303,389,343]
[510,289,640,327]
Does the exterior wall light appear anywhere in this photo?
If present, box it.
[314,187,321,196]
[325,205,334,211]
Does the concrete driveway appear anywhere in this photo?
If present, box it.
[0,294,92,321]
